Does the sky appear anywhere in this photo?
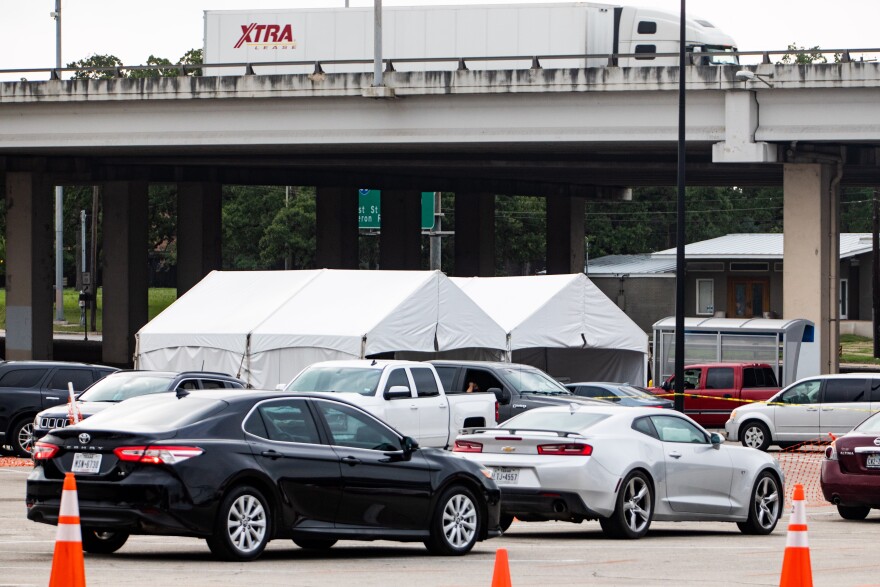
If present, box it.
[1,0,878,76]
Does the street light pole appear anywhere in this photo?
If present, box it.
[53,0,65,323]
[373,0,383,87]
[673,0,687,412]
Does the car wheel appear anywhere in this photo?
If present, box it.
[81,528,129,554]
[837,505,871,520]
[10,417,35,458]
[740,421,771,451]
[736,471,781,535]
[424,485,481,556]
[292,538,337,550]
[499,514,514,533]
[599,470,653,539]
[206,485,271,561]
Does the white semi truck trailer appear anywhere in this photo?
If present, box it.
[203,2,738,75]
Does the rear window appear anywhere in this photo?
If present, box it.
[502,410,609,431]
[706,368,734,389]
[743,367,778,388]
[79,395,227,431]
[823,379,867,403]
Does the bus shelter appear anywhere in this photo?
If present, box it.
[651,317,816,387]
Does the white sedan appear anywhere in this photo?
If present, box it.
[454,404,783,539]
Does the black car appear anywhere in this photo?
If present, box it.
[32,370,246,442]
[27,390,501,561]
[0,361,118,457]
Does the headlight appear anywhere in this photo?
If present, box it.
[729,409,737,420]
[33,415,40,429]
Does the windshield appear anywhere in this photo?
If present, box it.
[616,385,657,399]
[501,368,571,395]
[706,46,738,65]
[285,366,381,396]
[78,373,175,402]
[503,409,609,432]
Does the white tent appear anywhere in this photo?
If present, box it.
[135,269,507,389]
[450,274,649,385]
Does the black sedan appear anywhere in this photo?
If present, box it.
[27,390,501,561]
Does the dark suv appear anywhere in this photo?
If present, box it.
[32,370,247,445]
[0,361,118,457]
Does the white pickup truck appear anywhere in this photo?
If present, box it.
[282,360,497,449]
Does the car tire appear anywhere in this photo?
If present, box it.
[206,485,271,561]
[599,470,653,539]
[736,471,782,535]
[10,416,35,458]
[739,421,771,452]
[499,514,514,533]
[837,505,871,520]
[292,538,337,550]
[424,485,481,556]
[81,528,129,554]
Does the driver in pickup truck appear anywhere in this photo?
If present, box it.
[467,381,481,393]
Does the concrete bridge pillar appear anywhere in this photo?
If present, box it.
[546,194,586,274]
[177,182,222,296]
[315,187,359,269]
[4,172,54,360]
[454,192,495,277]
[783,163,840,374]
[102,181,149,366]
[380,190,422,270]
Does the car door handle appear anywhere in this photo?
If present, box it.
[806,407,819,411]
[410,404,418,410]
[342,456,361,466]
[260,450,282,460]
[723,394,732,398]
[439,403,448,409]
[668,451,682,459]
[46,396,60,401]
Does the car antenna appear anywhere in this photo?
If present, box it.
[371,359,377,366]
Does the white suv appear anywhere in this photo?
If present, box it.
[725,373,880,451]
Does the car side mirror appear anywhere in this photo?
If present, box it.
[384,385,412,400]
[709,432,724,448]
[489,387,510,405]
[661,381,670,391]
[402,435,419,454]
[274,383,286,391]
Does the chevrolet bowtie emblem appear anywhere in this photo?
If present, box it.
[502,446,516,453]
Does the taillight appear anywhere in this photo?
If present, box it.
[537,443,593,456]
[453,440,483,453]
[32,442,59,461]
[825,441,837,461]
[495,401,499,424]
[114,445,204,465]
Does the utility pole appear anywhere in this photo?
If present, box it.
[373,0,383,87]
[52,0,65,323]
[429,192,442,270]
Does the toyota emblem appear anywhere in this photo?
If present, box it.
[873,437,880,446]
[78,433,91,444]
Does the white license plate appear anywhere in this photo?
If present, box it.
[71,452,102,474]
[867,454,880,468]
[491,467,519,484]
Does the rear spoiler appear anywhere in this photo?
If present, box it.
[459,427,586,439]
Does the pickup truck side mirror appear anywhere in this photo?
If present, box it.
[661,380,671,391]
[384,385,412,400]
[489,387,510,405]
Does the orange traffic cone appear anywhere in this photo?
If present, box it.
[491,548,512,587]
[779,483,812,587]
[49,473,86,587]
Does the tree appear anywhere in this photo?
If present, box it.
[259,187,316,269]
[779,43,840,65]
[67,54,124,79]
[67,48,203,79]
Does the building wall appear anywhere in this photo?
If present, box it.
[590,276,676,333]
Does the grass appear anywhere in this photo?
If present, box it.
[0,288,177,333]
[839,334,880,366]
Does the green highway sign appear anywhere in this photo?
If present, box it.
[358,190,436,230]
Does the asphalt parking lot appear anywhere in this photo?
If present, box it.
[2,449,879,587]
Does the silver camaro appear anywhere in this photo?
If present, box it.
[454,404,784,539]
